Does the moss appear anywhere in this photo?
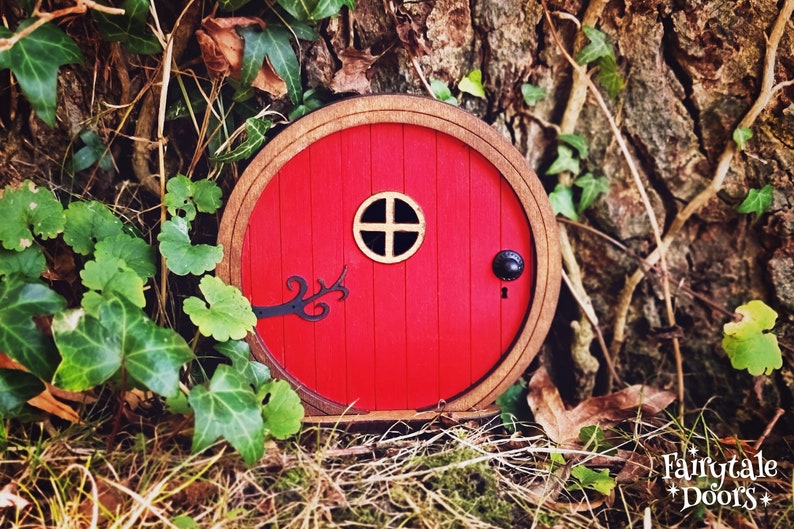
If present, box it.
[418,447,514,527]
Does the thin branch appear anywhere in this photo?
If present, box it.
[0,0,125,53]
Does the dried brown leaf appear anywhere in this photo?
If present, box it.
[0,352,81,422]
[330,47,380,94]
[527,367,674,446]
[0,483,30,511]
[392,6,431,57]
[196,17,287,97]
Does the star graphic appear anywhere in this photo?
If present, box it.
[688,445,699,457]
[667,483,680,498]
[760,493,772,507]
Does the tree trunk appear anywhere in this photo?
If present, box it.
[316,0,794,436]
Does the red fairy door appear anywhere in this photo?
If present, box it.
[219,96,560,417]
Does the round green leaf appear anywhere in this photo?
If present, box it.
[183,275,257,341]
[0,180,64,251]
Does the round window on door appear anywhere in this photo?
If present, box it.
[353,191,426,264]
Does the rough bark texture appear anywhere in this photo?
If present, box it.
[313,0,794,436]
[1,0,792,437]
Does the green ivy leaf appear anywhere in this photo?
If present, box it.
[94,234,156,280]
[574,173,610,213]
[289,88,325,119]
[722,300,782,376]
[559,134,589,159]
[458,69,486,99]
[183,275,257,341]
[0,276,66,380]
[0,368,44,416]
[81,254,146,310]
[570,466,616,496]
[70,130,114,173]
[733,126,753,151]
[277,0,353,22]
[189,364,265,466]
[495,381,530,433]
[215,340,271,390]
[93,0,161,54]
[521,83,546,106]
[578,425,614,454]
[430,79,457,105]
[0,21,83,126]
[549,184,578,221]
[52,308,123,391]
[261,26,301,105]
[596,54,624,98]
[259,379,304,439]
[158,217,223,276]
[737,184,773,217]
[53,296,194,395]
[218,0,253,11]
[63,200,124,255]
[164,175,223,221]
[211,117,272,163]
[0,180,64,251]
[575,26,613,65]
[310,0,355,20]
[0,246,46,280]
[546,145,581,176]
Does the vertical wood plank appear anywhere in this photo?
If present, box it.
[309,133,347,404]
[246,180,286,366]
[278,150,317,389]
[500,178,534,352]
[370,122,408,409]
[403,125,440,408]
[468,149,503,384]
[340,125,377,409]
[436,133,472,397]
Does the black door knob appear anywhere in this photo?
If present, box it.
[492,250,524,281]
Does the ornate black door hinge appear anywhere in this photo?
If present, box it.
[252,266,349,322]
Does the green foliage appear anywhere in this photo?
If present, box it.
[0,246,46,280]
[81,254,146,311]
[159,218,224,276]
[0,368,44,416]
[239,25,301,105]
[495,381,530,433]
[0,180,65,251]
[69,130,114,173]
[733,126,753,151]
[93,0,161,54]
[546,145,581,176]
[430,79,458,105]
[215,340,271,389]
[95,235,156,280]
[183,275,257,341]
[569,466,616,496]
[737,184,773,218]
[521,83,546,106]
[578,425,614,454]
[164,175,223,221]
[558,134,589,159]
[211,117,272,163]
[289,88,325,119]
[63,200,124,255]
[0,20,83,126]
[574,173,610,214]
[53,296,195,396]
[0,276,66,380]
[549,183,578,221]
[189,364,267,466]
[259,379,304,439]
[458,69,486,98]
[576,26,613,65]
[575,26,624,99]
[722,300,782,376]
[276,0,355,23]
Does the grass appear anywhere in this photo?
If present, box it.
[1,409,792,528]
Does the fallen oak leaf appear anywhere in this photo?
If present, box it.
[527,367,674,446]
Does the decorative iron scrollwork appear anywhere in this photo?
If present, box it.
[252,266,349,322]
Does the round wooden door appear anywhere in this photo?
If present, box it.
[218,95,560,418]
